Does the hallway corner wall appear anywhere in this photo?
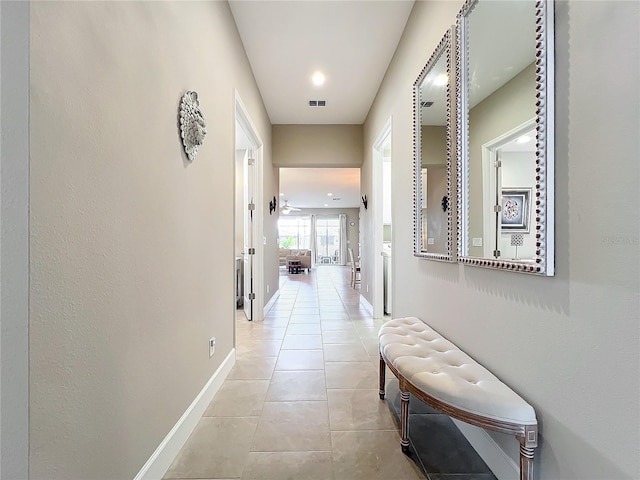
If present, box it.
[263,158,280,307]
[29,2,272,478]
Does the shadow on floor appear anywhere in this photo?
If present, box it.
[384,379,497,480]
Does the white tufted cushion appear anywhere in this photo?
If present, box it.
[379,317,536,425]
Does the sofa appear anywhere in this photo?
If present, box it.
[279,248,312,271]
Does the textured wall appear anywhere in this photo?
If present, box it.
[29,2,272,478]
[363,1,639,479]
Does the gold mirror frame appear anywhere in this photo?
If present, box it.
[456,0,555,275]
[413,28,455,262]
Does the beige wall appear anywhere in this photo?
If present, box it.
[29,2,272,478]
[420,125,448,254]
[421,125,447,166]
[263,164,280,303]
[273,124,363,167]
[363,1,639,479]
[424,165,448,254]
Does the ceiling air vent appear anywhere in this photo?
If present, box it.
[332,197,341,201]
[421,101,434,108]
[308,100,327,107]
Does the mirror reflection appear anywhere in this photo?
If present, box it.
[414,29,453,261]
[458,0,554,274]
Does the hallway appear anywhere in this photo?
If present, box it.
[162,266,494,480]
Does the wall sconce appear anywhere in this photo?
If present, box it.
[361,195,368,210]
[269,196,277,215]
[441,195,449,212]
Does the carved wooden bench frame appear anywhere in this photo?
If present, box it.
[379,351,538,480]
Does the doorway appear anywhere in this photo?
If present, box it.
[235,93,264,322]
[481,119,536,260]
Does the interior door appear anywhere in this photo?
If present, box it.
[243,150,255,321]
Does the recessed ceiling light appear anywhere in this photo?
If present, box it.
[515,135,531,144]
[279,193,284,196]
[312,71,325,86]
[324,204,328,207]
[327,192,333,196]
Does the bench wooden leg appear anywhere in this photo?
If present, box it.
[518,426,537,480]
[400,388,410,453]
[519,444,534,480]
[379,354,386,399]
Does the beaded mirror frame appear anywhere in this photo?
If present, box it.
[413,28,455,262]
[456,0,555,275]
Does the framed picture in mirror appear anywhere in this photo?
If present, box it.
[500,188,531,233]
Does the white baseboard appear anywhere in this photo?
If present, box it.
[263,288,280,317]
[359,295,373,316]
[134,349,236,480]
[452,419,519,480]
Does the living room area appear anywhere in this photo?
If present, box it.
[277,167,362,278]
[277,210,360,276]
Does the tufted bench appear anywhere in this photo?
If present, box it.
[379,317,538,480]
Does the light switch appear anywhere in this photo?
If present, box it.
[472,238,483,247]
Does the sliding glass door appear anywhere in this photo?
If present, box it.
[315,216,340,264]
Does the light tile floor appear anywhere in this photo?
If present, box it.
[164,266,494,480]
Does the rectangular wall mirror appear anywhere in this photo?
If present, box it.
[413,28,455,261]
[456,0,555,275]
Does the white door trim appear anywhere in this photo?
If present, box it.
[234,92,264,323]
[372,118,392,319]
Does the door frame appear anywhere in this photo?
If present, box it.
[372,117,392,319]
[234,92,264,323]
[481,118,536,258]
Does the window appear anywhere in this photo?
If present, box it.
[278,217,311,249]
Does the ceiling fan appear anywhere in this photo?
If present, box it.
[280,200,301,215]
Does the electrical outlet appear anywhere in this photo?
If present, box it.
[209,337,216,358]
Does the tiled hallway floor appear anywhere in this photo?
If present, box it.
[164,266,495,480]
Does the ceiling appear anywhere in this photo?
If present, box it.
[229,1,414,209]
[229,1,414,125]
